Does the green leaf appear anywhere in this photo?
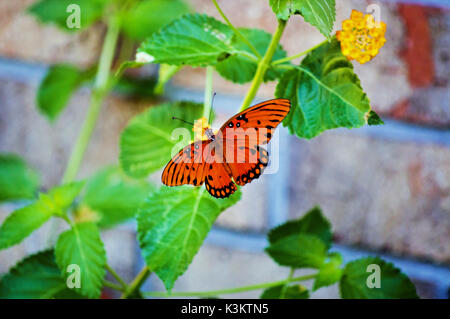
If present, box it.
[0,201,52,250]
[137,186,241,291]
[215,28,287,83]
[121,0,190,41]
[0,250,82,299]
[367,110,384,125]
[276,38,372,139]
[313,252,343,291]
[268,206,332,248]
[265,234,327,269]
[79,166,155,228]
[42,181,85,215]
[28,0,106,31]
[55,222,106,298]
[0,154,39,202]
[340,257,418,299]
[260,284,309,299]
[138,13,234,67]
[269,0,335,38]
[0,182,84,250]
[37,64,91,121]
[120,101,204,178]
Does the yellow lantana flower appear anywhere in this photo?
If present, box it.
[193,117,210,141]
[336,9,386,64]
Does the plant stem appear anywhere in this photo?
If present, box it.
[211,0,261,59]
[272,40,326,65]
[61,16,120,184]
[154,64,182,95]
[203,66,214,122]
[121,266,151,299]
[240,19,287,111]
[104,280,125,292]
[105,264,128,290]
[279,268,295,298]
[143,273,316,298]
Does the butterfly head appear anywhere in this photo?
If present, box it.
[205,127,215,141]
[193,117,214,141]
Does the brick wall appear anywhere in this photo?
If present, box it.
[0,0,449,298]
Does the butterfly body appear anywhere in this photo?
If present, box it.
[204,128,216,141]
[162,99,291,198]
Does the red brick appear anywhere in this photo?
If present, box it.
[398,4,435,88]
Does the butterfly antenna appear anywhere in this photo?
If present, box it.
[172,117,194,126]
[209,92,217,124]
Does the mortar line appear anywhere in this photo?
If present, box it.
[383,0,450,9]
[165,84,450,146]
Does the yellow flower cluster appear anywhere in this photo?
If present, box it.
[336,10,386,64]
[193,117,210,141]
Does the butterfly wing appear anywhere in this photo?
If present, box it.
[217,98,290,186]
[204,161,237,198]
[218,98,291,144]
[161,140,211,187]
[162,139,238,198]
[226,145,269,186]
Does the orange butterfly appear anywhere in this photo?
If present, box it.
[162,98,291,198]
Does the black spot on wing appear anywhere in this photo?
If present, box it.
[205,179,237,199]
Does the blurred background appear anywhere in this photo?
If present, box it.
[0,0,449,298]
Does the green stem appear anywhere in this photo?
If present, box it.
[272,40,326,65]
[154,64,182,95]
[104,280,125,292]
[203,66,214,122]
[279,268,295,299]
[121,266,151,299]
[61,16,120,184]
[143,273,316,298]
[105,264,128,290]
[274,64,296,71]
[240,19,287,111]
[211,0,261,59]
